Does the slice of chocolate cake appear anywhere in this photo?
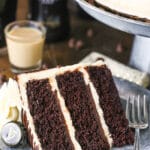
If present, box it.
[86,65,134,147]
[18,61,134,150]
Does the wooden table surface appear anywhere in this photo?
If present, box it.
[0,1,133,78]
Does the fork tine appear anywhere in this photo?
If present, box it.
[126,96,131,123]
[143,95,148,124]
[126,95,149,150]
[132,96,137,123]
[137,95,142,123]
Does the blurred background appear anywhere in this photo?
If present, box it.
[0,0,133,77]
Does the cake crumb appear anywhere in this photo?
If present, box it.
[86,28,94,38]
[41,64,49,70]
[75,40,84,50]
[0,74,7,85]
[68,38,76,49]
[116,42,124,53]
[96,57,105,62]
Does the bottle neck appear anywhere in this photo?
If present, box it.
[0,0,7,14]
[30,0,70,43]
[38,0,67,6]
[30,0,68,20]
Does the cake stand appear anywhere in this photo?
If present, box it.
[76,0,150,73]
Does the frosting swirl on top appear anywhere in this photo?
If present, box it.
[95,0,150,20]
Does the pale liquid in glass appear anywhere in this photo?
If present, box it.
[6,27,45,69]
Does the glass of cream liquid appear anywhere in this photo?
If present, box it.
[5,20,46,73]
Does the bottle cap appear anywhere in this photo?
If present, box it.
[1,122,22,147]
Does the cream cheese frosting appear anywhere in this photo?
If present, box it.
[95,0,150,20]
[0,79,21,129]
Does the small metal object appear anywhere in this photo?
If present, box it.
[126,95,149,150]
[1,121,27,147]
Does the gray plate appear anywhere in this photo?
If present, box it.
[113,77,150,150]
[76,0,150,37]
[0,77,150,150]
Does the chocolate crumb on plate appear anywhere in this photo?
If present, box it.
[0,74,7,86]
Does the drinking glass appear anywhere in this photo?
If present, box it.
[5,20,46,73]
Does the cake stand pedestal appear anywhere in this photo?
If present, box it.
[130,36,150,72]
[76,0,150,73]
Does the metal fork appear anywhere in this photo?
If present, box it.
[126,95,149,150]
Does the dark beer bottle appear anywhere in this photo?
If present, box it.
[30,0,70,43]
[0,0,17,47]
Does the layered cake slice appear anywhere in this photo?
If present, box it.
[18,61,134,150]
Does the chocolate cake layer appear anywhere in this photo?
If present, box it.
[26,79,74,150]
[22,110,40,150]
[56,71,110,150]
[86,65,134,147]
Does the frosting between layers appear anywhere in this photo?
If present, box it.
[49,77,82,150]
[80,68,113,147]
[95,0,150,20]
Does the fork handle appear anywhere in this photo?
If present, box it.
[134,128,140,150]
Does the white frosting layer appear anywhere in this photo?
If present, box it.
[95,0,150,20]
[18,61,105,81]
